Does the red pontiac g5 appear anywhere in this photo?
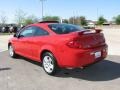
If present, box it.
[8,21,108,75]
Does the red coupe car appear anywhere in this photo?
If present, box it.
[8,21,108,75]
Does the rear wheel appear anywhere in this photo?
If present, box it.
[8,45,17,58]
[42,52,58,75]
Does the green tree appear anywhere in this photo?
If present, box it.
[14,10,39,26]
[113,15,120,25]
[14,9,26,26]
[0,15,7,25]
[79,16,87,26]
[97,16,107,25]
[69,16,87,26]
[62,19,69,23]
[69,17,77,24]
[43,16,60,21]
[0,12,7,25]
[24,15,39,25]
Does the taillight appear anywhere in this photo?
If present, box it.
[66,38,82,48]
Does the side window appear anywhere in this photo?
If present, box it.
[33,27,49,36]
[19,27,33,37]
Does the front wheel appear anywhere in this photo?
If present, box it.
[42,52,59,75]
[8,45,17,58]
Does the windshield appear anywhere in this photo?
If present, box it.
[48,23,85,34]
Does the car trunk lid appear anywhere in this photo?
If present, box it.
[78,32,106,49]
[67,29,106,49]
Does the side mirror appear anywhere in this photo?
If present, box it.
[18,35,24,38]
[13,33,17,37]
[13,33,23,38]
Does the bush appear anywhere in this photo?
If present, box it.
[113,15,120,25]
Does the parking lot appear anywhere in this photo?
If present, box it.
[0,35,12,52]
[0,29,120,90]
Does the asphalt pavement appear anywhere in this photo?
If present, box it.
[0,51,120,90]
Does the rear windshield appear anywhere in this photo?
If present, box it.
[48,24,85,34]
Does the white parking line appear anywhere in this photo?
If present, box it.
[0,50,7,52]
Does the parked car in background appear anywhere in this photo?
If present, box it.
[9,26,18,33]
[13,26,18,33]
[0,26,2,32]
[0,26,9,33]
[5,26,10,33]
[0,25,18,33]
[8,21,108,75]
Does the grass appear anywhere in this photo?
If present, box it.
[0,33,14,35]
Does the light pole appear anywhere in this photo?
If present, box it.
[39,0,46,21]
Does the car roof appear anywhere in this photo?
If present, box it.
[29,21,59,27]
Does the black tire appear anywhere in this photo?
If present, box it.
[8,45,17,58]
[42,52,59,75]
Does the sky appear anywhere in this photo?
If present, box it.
[0,0,120,23]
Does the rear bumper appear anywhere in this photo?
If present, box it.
[58,45,108,68]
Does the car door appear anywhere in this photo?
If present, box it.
[14,27,34,58]
[30,26,49,61]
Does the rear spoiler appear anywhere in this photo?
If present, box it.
[78,29,103,35]
[39,21,59,23]
[94,29,103,33]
